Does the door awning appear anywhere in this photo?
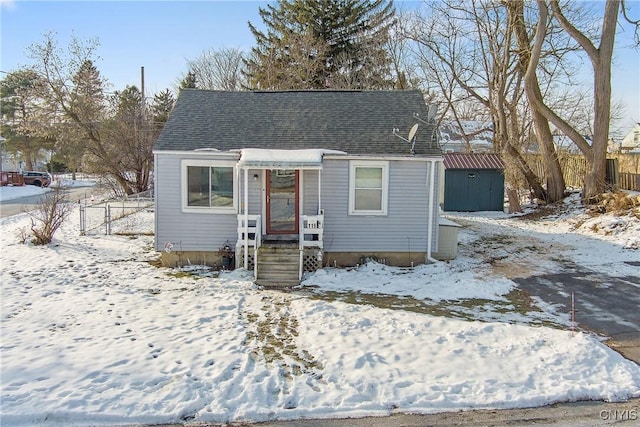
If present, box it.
[237,148,346,169]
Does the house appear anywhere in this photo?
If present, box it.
[442,153,505,212]
[437,120,494,153]
[620,123,640,153]
[153,89,444,286]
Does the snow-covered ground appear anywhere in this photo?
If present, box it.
[0,177,97,202]
[1,189,639,426]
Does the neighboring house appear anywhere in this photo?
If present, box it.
[438,120,494,153]
[442,153,505,212]
[620,123,640,153]
[153,89,445,286]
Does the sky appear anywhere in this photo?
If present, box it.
[0,180,639,423]
[1,0,639,131]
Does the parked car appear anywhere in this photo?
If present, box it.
[22,171,52,187]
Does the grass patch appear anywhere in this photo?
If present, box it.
[113,231,154,237]
[294,287,565,329]
[165,271,202,279]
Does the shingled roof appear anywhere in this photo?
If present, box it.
[153,89,441,156]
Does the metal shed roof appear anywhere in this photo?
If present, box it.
[443,153,504,170]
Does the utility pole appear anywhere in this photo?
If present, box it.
[141,66,145,101]
[140,66,146,117]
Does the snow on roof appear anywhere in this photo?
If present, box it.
[237,148,346,169]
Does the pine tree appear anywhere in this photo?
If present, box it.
[149,89,175,127]
[69,60,106,126]
[179,71,197,90]
[245,0,396,90]
[59,60,107,176]
[0,69,52,170]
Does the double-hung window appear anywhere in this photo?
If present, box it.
[182,160,236,212]
[349,160,388,215]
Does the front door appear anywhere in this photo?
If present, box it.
[266,170,299,234]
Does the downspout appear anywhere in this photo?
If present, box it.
[426,159,439,263]
[318,169,322,214]
[244,168,249,270]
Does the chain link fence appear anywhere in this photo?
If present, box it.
[79,193,154,236]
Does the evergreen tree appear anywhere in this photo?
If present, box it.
[0,69,53,170]
[179,71,197,90]
[100,85,153,194]
[245,0,396,89]
[69,60,106,126]
[149,89,175,126]
[62,60,107,176]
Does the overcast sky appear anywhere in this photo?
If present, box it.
[1,0,638,131]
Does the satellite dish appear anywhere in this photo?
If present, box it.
[427,105,438,121]
[392,123,420,155]
[408,123,419,141]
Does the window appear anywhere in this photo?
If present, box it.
[182,160,236,212]
[349,160,388,215]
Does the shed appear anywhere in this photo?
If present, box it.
[443,153,505,212]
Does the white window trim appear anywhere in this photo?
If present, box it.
[348,160,389,216]
[181,159,237,214]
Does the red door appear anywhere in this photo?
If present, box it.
[266,170,299,234]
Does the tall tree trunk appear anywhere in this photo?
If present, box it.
[547,0,619,201]
[503,142,547,200]
[506,0,566,202]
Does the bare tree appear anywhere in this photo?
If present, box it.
[404,1,550,200]
[524,0,636,201]
[505,0,566,202]
[184,47,247,91]
[25,32,162,195]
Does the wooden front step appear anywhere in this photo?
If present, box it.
[256,243,300,287]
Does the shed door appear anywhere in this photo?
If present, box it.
[444,169,503,211]
[266,170,299,234]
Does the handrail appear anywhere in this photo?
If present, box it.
[253,220,261,278]
[299,210,324,279]
[299,210,324,249]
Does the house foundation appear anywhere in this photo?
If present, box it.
[323,252,429,268]
[159,251,227,269]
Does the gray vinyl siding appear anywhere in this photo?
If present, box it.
[303,169,320,215]
[155,153,440,253]
[246,169,263,216]
[154,152,240,252]
[321,158,440,253]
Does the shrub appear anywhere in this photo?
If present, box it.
[28,186,71,245]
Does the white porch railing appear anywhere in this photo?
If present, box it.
[299,210,324,279]
[237,214,261,278]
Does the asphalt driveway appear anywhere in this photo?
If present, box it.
[515,261,640,363]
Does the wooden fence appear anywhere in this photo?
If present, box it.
[0,171,24,186]
[525,153,640,191]
[619,172,640,191]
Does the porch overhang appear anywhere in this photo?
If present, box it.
[236,148,346,170]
